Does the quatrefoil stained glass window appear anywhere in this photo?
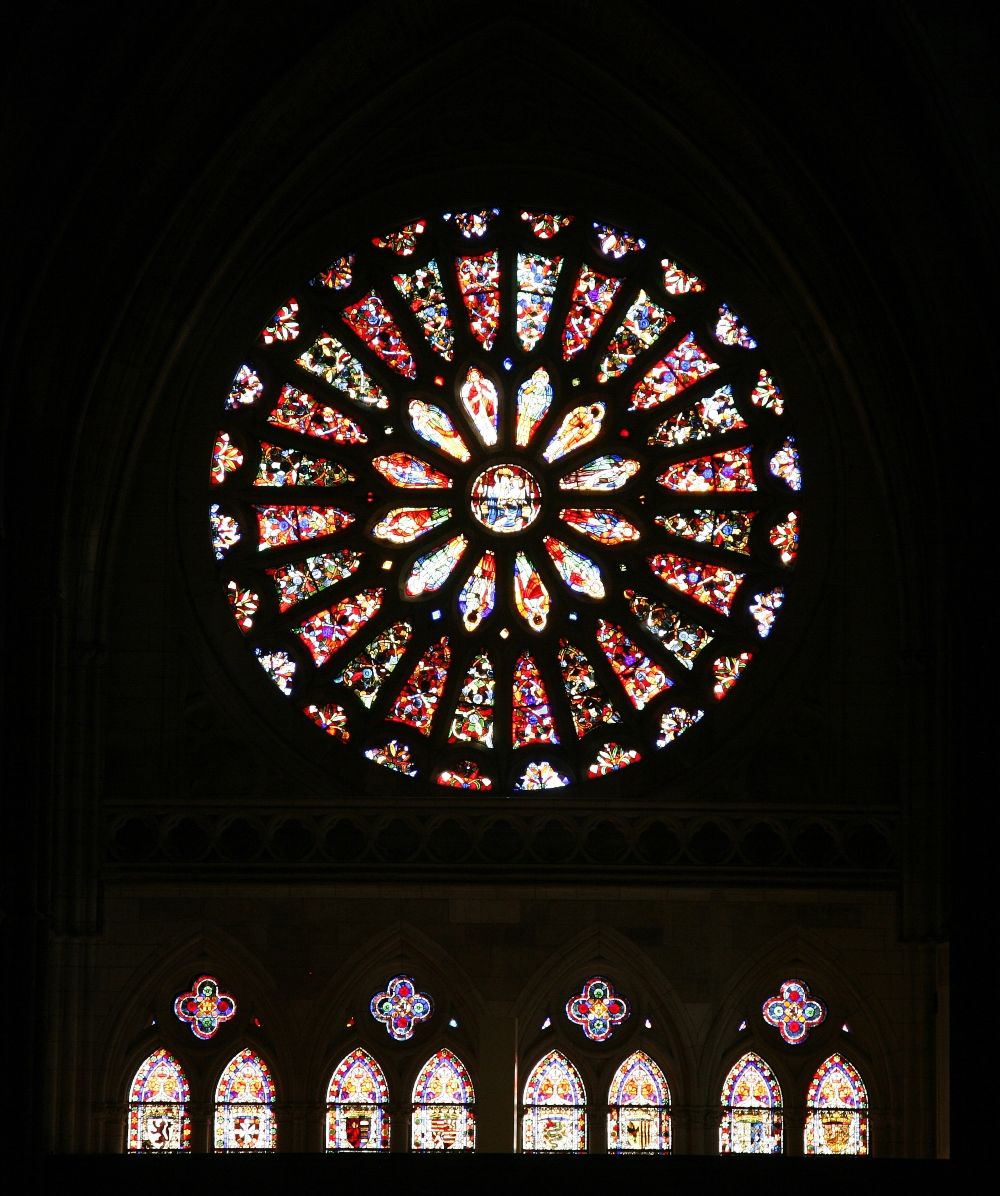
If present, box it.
[209,208,803,793]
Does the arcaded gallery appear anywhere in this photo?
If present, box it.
[8,2,964,1178]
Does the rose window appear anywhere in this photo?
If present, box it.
[209,208,802,793]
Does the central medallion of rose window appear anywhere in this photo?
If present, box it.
[471,463,541,533]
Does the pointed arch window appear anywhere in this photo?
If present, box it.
[607,1049,671,1153]
[411,1047,475,1151]
[521,1049,587,1153]
[213,1048,277,1151]
[804,1054,869,1155]
[326,1047,390,1151]
[127,1049,191,1152]
[719,1051,782,1154]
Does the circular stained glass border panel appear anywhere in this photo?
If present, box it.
[208,208,803,793]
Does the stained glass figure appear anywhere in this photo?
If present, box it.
[562,266,622,359]
[373,453,452,489]
[370,974,433,1041]
[714,304,757,349]
[393,260,454,360]
[593,222,646,258]
[648,553,744,615]
[514,366,554,447]
[660,257,706,295]
[751,368,784,414]
[629,332,720,410]
[211,432,243,484]
[267,549,363,611]
[173,975,236,1040]
[522,1050,586,1152]
[596,620,671,709]
[566,976,629,1042]
[712,652,752,698]
[655,705,704,746]
[544,536,604,599]
[520,211,574,238]
[515,760,571,789]
[559,507,640,546]
[437,760,493,789]
[448,653,495,748]
[456,252,500,350]
[471,464,541,533]
[293,588,383,667]
[267,383,368,443]
[516,252,563,352]
[409,399,471,462]
[762,979,826,1045]
[719,1052,782,1154]
[625,591,713,670]
[655,509,755,554]
[769,511,800,565]
[372,507,451,547]
[597,291,674,381]
[211,504,240,559]
[259,298,299,345]
[558,641,621,737]
[227,581,258,632]
[445,209,499,238]
[750,586,784,637]
[804,1055,869,1155]
[372,220,427,255]
[404,534,468,596]
[312,254,354,290]
[255,504,354,550]
[387,637,450,733]
[411,1049,476,1152]
[458,552,496,631]
[227,363,263,409]
[607,1051,671,1154]
[770,436,802,490]
[657,446,756,492]
[334,622,412,708]
[255,648,295,695]
[587,742,641,777]
[512,651,559,748]
[558,455,639,491]
[460,366,500,447]
[543,401,606,463]
[364,738,418,775]
[326,1048,390,1151]
[214,1049,277,1152]
[295,333,389,408]
[647,385,747,446]
[254,443,353,487]
[128,1050,191,1152]
[514,553,551,630]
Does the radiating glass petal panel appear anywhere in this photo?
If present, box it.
[562,267,622,359]
[255,505,354,550]
[516,252,563,351]
[437,760,493,789]
[448,653,494,748]
[456,252,500,350]
[512,651,559,748]
[543,536,604,598]
[597,291,675,381]
[655,705,704,746]
[629,332,719,410]
[655,509,756,554]
[515,761,570,789]
[210,504,240,559]
[648,553,745,615]
[625,590,713,670]
[587,742,641,777]
[460,367,499,447]
[559,455,639,491]
[371,220,427,255]
[296,333,390,408]
[770,437,802,490]
[259,297,299,344]
[227,363,263,409]
[559,508,640,546]
[769,511,800,565]
[558,641,621,737]
[715,304,757,349]
[520,211,574,238]
[268,384,368,443]
[543,402,605,463]
[334,622,412,708]
[713,652,752,698]
[227,581,258,632]
[404,534,468,595]
[365,738,418,774]
[751,369,784,414]
[387,637,451,734]
[304,702,350,740]
[593,222,646,258]
[445,209,500,238]
[254,443,354,487]
[657,447,756,492]
[393,259,454,360]
[372,506,451,545]
[342,291,417,378]
[515,367,554,447]
[312,254,354,290]
[661,257,706,295]
[459,552,496,631]
[211,432,243,485]
[750,587,784,637]
[513,553,551,631]
[647,385,747,447]
[596,619,671,709]
[373,453,452,488]
[255,647,295,694]
[292,588,384,666]
[267,549,363,611]
[408,399,471,462]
